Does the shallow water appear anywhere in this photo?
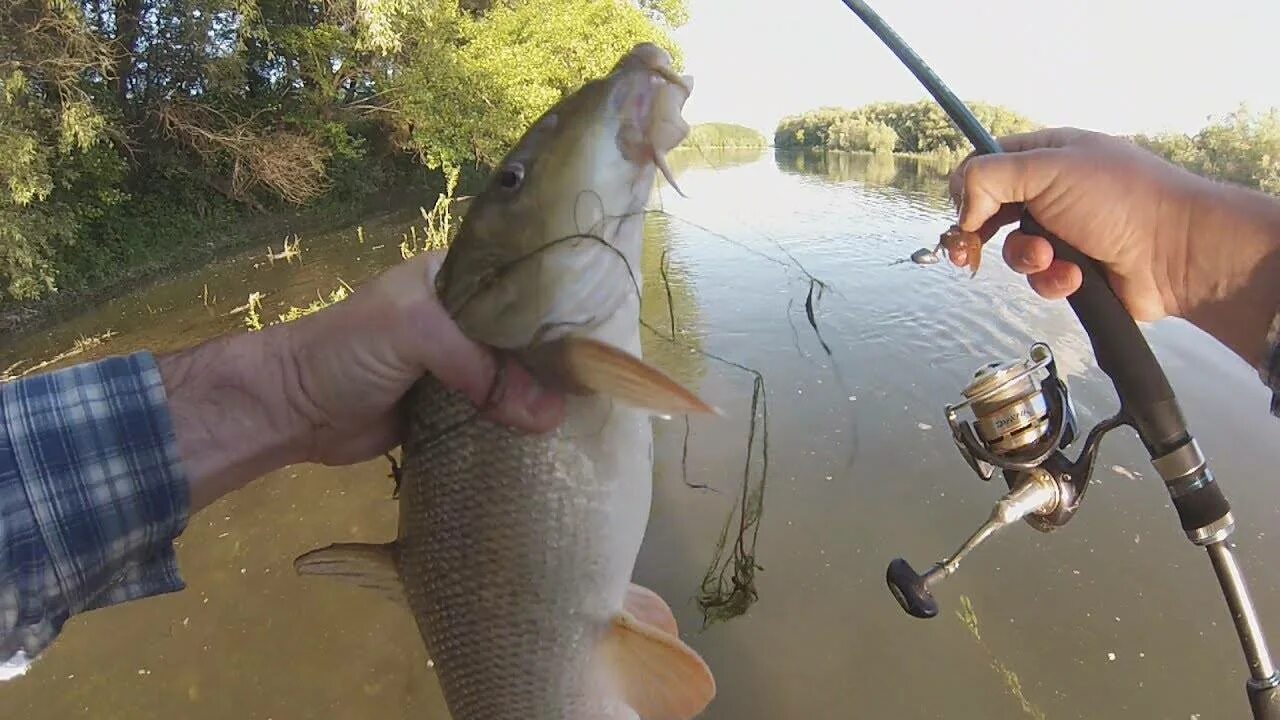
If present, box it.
[2,148,1278,719]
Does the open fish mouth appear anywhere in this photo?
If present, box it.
[609,43,693,194]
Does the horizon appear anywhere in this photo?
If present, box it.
[671,0,1280,138]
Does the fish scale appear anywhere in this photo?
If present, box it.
[398,375,625,719]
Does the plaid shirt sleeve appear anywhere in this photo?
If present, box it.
[1266,306,1280,418]
[0,351,189,675]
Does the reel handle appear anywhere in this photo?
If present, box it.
[886,558,939,619]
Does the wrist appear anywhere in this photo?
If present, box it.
[158,324,311,512]
[1179,180,1280,367]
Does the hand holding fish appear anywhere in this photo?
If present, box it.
[946,127,1280,369]
[160,249,566,512]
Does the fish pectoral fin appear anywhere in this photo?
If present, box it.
[601,611,716,720]
[293,542,408,609]
[519,337,720,417]
[625,583,679,637]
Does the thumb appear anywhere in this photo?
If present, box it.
[404,253,566,434]
[957,147,1066,234]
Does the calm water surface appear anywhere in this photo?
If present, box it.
[2,148,1277,719]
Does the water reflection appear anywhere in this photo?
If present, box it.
[639,211,708,390]
[773,147,953,204]
[667,146,767,175]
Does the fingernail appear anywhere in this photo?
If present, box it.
[1021,252,1037,268]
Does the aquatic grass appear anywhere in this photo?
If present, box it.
[401,166,460,260]
[240,291,265,331]
[266,234,303,265]
[956,595,1050,720]
[695,368,768,626]
[1,330,118,383]
[238,280,353,333]
[275,281,353,324]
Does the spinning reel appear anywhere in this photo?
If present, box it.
[886,343,1114,619]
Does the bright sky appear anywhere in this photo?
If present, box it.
[672,0,1280,137]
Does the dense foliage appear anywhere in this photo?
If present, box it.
[1134,105,1280,195]
[774,101,1038,157]
[0,0,685,309]
[679,122,768,149]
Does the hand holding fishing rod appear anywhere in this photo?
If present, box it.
[839,1,1280,716]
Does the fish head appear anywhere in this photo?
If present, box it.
[435,42,693,350]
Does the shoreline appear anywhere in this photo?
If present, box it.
[0,186,438,338]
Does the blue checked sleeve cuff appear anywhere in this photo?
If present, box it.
[1266,307,1280,418]
[0,351,189,668]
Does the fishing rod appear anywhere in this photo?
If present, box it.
[837,1,1280,716]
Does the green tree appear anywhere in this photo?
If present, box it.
[0,0,687,310]
[774,101,1036,155]
[1134,105,1280,195]
[679,122,768,150]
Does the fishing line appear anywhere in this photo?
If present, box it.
[647,208,860,475]
[641,316,770,626]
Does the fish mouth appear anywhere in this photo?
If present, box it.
[610,43,693,194]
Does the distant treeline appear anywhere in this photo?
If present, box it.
[1134,105,1280,195]
[680,123,770,149]
[776,100,1280,197]
[774,101,1038,159]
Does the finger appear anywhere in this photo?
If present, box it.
[483,354,567,433]
[948,152,977,208]
[948,127,1092,210]
[992,127,1095,153]
[313,413,403,466]
[976,204,1024,241]
[404,257,566,434]
[1001,231,1054,274]
[413,302,566,434]
[957,148,1064,234]
[1026,259,1083,300]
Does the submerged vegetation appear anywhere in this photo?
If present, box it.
[956,595,1049,720]
[0,0,687,320]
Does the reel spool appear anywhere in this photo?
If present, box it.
[945,342,1077,483]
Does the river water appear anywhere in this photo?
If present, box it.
[2,147,1277,719]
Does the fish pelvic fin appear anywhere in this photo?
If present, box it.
[518,336,720,417]
[625,583,679,637]
[600,610,716,720]
[293,542,407,609]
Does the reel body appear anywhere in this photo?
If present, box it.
[887,342,1118,619]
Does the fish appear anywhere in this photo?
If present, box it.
[938,223,983,277]
[294,43,718,720]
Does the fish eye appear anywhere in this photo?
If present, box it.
[497,162,524,191]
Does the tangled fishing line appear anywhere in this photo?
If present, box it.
[642,200,853,628]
